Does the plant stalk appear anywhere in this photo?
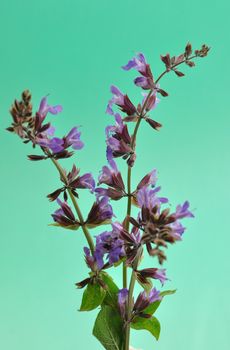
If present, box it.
[123,55,197,349]
[50,157,95,254]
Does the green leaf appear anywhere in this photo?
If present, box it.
[49,223,80,230]
[80,283,106,311]
[93,305,123,350]
[131,316,161,340]
[160,289,177,297]
[144,289,176,315]
[100,272,119,309]
[86,219,112,229]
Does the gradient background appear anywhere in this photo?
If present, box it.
[0,0,229,349]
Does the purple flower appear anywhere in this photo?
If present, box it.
[142,92,160,112]
[86,197,113,228]
[130,184,194,264]
[106,114,135,167]
[30,96,63,151]
[152,268,168,285]
[95,222,126,266]
[119,225,142,266]
[84,247,102,272]
[134,288,162,313]
[174,201,194,219]
[96,148,126,200]
[137,169,158,190]
[52,199,79,227]
[98,148,119,185]
[63,127,84,150]
[75,248,105,288]
[75,173,95,192]
[118,288,129,318]
[137,187,168,211]
[169,221,186,240]
[122,53,155,90]
[106,85,136,117]
[136,268,168,286]
[122,53,148,75]
[48,165,95,202]
[38,96,63,118]
[40,127,84,155]
[37,137,64,153]
[34,100,84,157]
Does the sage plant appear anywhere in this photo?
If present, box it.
[6,43,209,350]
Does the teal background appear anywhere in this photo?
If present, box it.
[0,0,229,349]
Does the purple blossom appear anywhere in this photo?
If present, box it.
[122,53,148,75]
[174,201,194,219]
[98,148,119,185]
[37,137,64,153]
[106,114,135,166]
[52,199,78,227]
[95,222,126,266]
[38,96,63,118]
[136,268,168,286]
[63,127,84,150]
[134,288,162,313]
[152,269,168,285]
[96,148,126,200]
[137,187,168,211]
[118,288,129,318]
[142,92,160,112]
[134,77,152,90]
[84,247,102,272]
[130,184,194,264]
[76,173,95,192]
[106,85,136,116]
[48,165,95,202]
[75,248,104,288]
[122,53,155,90]
[38,127,84,155]
[119,225,142,266]
[86,197,113,228]
[106,86,124,115]
[169,221,186,240]
[34,99,84,157]
[137,169,158,190]
[30,96,63,151]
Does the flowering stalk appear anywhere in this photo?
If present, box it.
[123,51,201,349]
[6,42,209,350]
[49,156,95,253]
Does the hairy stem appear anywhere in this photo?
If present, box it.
[50,157,95,254]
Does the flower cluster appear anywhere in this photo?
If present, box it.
[48,164,95,201]
[6,42,210,350]
[118,287,162,321]
[130,187,194,264]
[95,148,126,200]
[7,92,84,160]
[106,114,136,167]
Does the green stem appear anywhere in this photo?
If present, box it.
[50,157,95,254]
[124,248,142,350]
[123,166,132,289]
[122,55,198,348]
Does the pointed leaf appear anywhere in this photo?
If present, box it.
[49,223,80,231]
[100,272,119,309]
[131,315,161,340]
[86,219,112,229]
[80,283,106,311]
[93,305,123,350]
